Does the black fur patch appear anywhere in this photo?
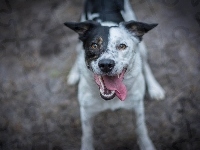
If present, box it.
[83,26,110,65]
[64,21,110,65]
[85,0,125,23]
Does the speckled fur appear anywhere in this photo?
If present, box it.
[65,0,165,150]
[91,26,139,76]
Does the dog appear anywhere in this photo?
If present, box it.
[64,0,165,149]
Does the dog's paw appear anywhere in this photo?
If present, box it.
[67,70,79,85]
[67,74,79,85]
[148,84,165,100]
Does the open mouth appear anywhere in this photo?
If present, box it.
[94,69,127,101]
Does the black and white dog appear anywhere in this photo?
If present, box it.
[64,0,165,150]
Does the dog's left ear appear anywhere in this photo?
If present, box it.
[120,21,158,40]
[64,21,100,39]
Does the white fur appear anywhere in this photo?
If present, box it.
[67,0,165,150]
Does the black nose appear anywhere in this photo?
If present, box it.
[98,59,115,73]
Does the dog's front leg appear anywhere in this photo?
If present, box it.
[139,42,165,100]
[143,62,165,100]
[134,100,156,150]
[67,42,83,85]
[80,106,96,150]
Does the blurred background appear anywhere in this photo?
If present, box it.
[0,0,200,150]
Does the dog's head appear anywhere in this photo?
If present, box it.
[64,20,157,101]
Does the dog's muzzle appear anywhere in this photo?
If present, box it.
[94,67,127,101]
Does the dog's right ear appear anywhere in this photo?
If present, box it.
[64,21,100,38]
[120,21,158,41]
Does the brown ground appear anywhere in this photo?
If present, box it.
[0,0,200,150]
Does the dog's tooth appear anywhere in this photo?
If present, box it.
[118,74,120,78]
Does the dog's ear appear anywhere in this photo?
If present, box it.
[120,21,158,40]
[64,21,100,38]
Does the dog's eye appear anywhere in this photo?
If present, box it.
[117,44,127,50]
[90,43,98,49]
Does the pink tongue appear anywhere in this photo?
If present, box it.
[102,75,127,101]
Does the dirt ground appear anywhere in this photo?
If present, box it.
[0,0,200,150]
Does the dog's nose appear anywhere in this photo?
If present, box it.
[98,59,115,73]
